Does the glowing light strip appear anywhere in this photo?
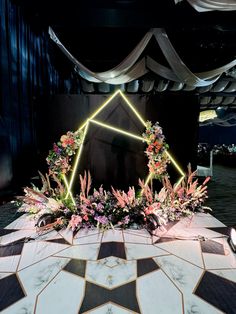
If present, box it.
[175,176,185,189]
[119,90,147,127]
[164,151,185,177]
[90,119,144,141]
[165,151,185,188]
[144,172,153,186]
[78,90,120,130]
[66,122,89,199]
[63,175,76,205]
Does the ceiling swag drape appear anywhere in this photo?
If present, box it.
[49,27,236,87]
[175,0,236,12]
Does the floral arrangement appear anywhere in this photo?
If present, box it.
[46,130,83,176]
[142,121,170,180]
[16,120,211,234]
[17,167,211,233]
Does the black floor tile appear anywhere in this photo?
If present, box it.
[200,240,225,255]
[195,271,236,314]
[0,229,19,237]
[98,242,126,259]
[79,281,140,313]
[63,259,86,278]
[137,258,159,277]
[0,240,24,257]
[207,227,231,237]
[154,237,176,244]
[0,274,25,311]
[46,238,71,245]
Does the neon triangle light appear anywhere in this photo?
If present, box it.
[63,90,185,202]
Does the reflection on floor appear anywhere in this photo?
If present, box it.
[0,213,236,313]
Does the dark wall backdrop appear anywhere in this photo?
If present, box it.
[199,125,236,145]
[0,0,76,189]
[36,93,199,191]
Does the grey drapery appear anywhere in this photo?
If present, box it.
[49,27,236,87]
[175,0,236,12]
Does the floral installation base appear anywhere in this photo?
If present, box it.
[17,168,211,234]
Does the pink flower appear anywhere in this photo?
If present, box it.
[83,214,89,221]
[127,187,135,203]
[69,215,82,231]
[145,205,154,215]
[93,190,100,198]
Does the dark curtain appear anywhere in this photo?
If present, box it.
[0,0,73,189]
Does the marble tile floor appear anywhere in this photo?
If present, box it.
[0,213,236,314]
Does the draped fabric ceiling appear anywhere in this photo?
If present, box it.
[175,0,236,12]
[49,27,236,88]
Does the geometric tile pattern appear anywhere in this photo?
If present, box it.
[0,213,235,313]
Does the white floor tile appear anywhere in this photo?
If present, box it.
[74,228,102,239]
[184,293,224,314]
[55,243,100,260]
[88,303,131,314]
[18,241,69,270]
[123,228,151,237]
[36,271,85,314]
[154,255,203,293]
[189,214,226,228]
[73,233,102,245]
[0,255,20,272]
[137,270,182,314]
[203,250,236,269]
[58,228,73,244]
[125,243,169,260]
[0,230,34,245]
[102,230,124,242]
[123,233,152,244]
[86,259,136,289]
[18,256,70,296]
[155,240,204,268]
